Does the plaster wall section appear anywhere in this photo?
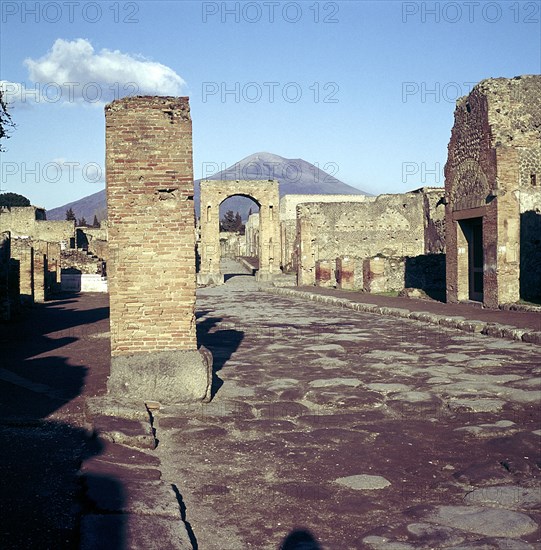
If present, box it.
[280,194,374,272]
[296,193,426,286]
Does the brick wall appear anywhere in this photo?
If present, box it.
[106,95,197,355]
[445,75,541,306]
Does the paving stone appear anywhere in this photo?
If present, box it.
[308,377,361,388]
[464,486,541,510]
[90,414,156,450]
[448,397,506,412]
[429,505,538,537]
[367,383,412,393]
[406,522,465,546]
[334,474,391,490]
[266,378,299,391]
[80,458,162,481]
[362,535,415,549]
[445,540,535,550]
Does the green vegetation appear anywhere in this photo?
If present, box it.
[0,192,30,207]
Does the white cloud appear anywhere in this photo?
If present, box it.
[21,38,186,105]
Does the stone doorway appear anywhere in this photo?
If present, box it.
[458,217,484,302]
[198,180,280,285]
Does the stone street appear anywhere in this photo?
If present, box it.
[154,263,541,549]
[0,261,540,549]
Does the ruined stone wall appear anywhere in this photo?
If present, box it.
[363,256,405,293]
[417,188,446,254]
[445,75,541,306]
[106,95,197,355]
[61,249,101,274]
[279,194,372,221]
[280,194,374,272]
[245,213,259,257]
[88,239,108,262]
[297,193,426,286]
[219,232,246,258]
[0,206,74,246]
[76,225,108,260]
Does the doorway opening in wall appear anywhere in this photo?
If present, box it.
[459,217,484,302]
[219,195,260,282]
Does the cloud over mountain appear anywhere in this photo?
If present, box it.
[15,38,185,105]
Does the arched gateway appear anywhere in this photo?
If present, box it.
[198,179,280,284]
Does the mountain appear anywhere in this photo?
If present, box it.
[196,152,369,219]
[47,152,369,221]
[46,189,107,222]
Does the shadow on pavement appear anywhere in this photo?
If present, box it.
[196,315,244,399]
[0,294,125,549]
[280,528,322,549]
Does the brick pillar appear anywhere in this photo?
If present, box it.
[336,257,356,290]
[47,241,62,290]
[363,256,386,293]
[33,241,48,303]
[105,96,211,403]
[297,213,316,286]
[315,260,333,287]
[11,239,33,304]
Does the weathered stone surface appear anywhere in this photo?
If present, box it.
[334,474,391,490]
[362,536,415,549]
[429,505,538,537]
[107,349,213,404]
[465,486,541,511]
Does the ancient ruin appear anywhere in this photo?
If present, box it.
[445,75,541,307]
[294,187,446,293]
[198,178,280,284]
[105,95,211,402]
[2,76,541,549]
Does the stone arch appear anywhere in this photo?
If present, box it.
[198,179,280,284]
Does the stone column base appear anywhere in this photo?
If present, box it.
[256,271,276,282]
[197,272,223,286]
[108,348,213,403]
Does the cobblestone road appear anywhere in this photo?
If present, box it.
[156,265,541,549]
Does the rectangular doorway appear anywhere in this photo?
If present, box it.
[459,217,484,302]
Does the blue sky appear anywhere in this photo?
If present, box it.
[1,1,540,210]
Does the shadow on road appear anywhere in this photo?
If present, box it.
[0,294,125,549]
[196,315,244,399]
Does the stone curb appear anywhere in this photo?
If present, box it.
[264,287,541,346]
[80,398,194,549]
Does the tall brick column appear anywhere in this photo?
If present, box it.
[105,96,211,403]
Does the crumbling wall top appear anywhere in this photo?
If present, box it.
[105,95,191,122]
